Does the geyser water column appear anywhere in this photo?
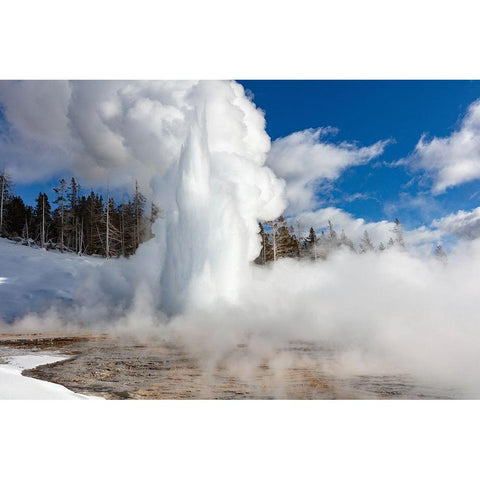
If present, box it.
[157,81,286,315]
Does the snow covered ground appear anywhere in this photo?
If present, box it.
[0,352,100,399]
[0,238,105,322]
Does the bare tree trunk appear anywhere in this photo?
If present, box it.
[121,208,125,257]
[41,194,45,248]
[60,205,64,252]
[24,215,29,241]
[106,186,110,259]
[272,222,277,262]
[79,217,83,255]
[135,180,140,249]
[0,167,5,236]
[262,232,266,264]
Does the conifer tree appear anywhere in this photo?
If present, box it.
[435,244,448,264]
[295,221,306,258]
[273,216,299,259]
[5,196,28,238]
[33,193,51,248]
[133,180,146,249]
[328,220,338,243]
[53,179,68,252]
[340,229,355,251]
[0,167,13,237]
[65,177,81,252]
[359,230,375,253]
[305,226,318,260]
[392,218,406,250]
[256,222,271,264]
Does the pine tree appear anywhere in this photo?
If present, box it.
[435,244,448,265]
[53,179,68,252]
[88,191,106,255]
[340,230,355,251]
[273,216,299,259]
[33,193,52,248]
[256,222,271,264]
[317,221,341,258]
[295,221,306,258]
[133,180,146,249]
[103,188,122,258]
[305,226,318,260]
[5,196,28,238]
[264,218,278,262]
[359,230,375,253]
[378,242,386,252]
[66,177,81,252]
[392,218,406,250]
[0,167,13,237]
[67,177,80,211]
[328,220,338,243]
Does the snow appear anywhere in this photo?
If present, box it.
[0,352,101,399]
[0,238,105,321]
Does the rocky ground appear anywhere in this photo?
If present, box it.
[0,333,457,399]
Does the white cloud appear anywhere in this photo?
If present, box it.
[267,128,389,215]
[408,99,480,194]
[431,206,480,240]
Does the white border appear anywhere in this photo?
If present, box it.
[1,1,479,478]
[2,0,480,79]
[1,400,477,479]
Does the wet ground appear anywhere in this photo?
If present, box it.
[0,333,459,399]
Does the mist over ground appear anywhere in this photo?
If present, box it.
[2,80,480,396]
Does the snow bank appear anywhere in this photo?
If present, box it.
[0,352,99,399]
[0,238,104,322]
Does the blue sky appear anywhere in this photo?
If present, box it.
[240,80,480,230]
[3,80,480,246]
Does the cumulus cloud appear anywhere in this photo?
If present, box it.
[431,206,480,240]
[267,127,389,215]
[407,99,480,194]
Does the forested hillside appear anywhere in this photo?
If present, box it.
[0,169,159,257]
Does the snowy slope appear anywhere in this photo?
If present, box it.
[0,353,100,399]
[0,238,105,322]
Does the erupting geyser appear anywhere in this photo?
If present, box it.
[76,80,287,317]
[156,85,286,314]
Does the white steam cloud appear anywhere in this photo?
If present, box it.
[0,80,275,193]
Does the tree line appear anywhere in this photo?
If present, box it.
[0,169,159,258]
[255,216,448,263]
[1,167,448,263]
